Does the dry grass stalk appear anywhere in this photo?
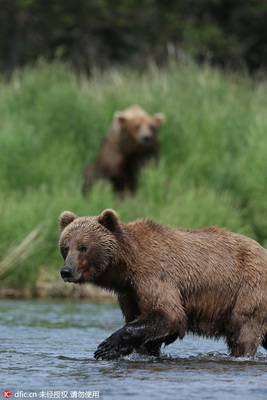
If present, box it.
[0,225,44,277]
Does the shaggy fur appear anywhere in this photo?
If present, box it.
[59,209,267,360]
[82,105,165,195]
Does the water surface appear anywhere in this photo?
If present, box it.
[0,300,267,399]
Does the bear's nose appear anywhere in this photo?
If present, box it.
[141,134,152,144]
[60,266,73,280]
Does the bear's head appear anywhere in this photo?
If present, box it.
[59,209,121,285]
[114,108,165,153]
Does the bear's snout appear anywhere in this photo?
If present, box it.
[138,129,153,146]
[60,266,73,281]
[141,134,152,144]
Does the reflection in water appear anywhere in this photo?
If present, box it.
[0,300,267,400]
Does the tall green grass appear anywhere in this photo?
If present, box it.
[1,60,267,294]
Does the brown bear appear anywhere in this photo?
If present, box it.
[82,105,165,195]
[59,209,267,360]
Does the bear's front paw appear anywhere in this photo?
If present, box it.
[94,329,134,360]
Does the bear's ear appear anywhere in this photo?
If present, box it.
[98,209,119,232]
[114,111,127,124]
[59,211,77,231]
[153,112,165,127]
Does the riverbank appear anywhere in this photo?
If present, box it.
[0,269,115,300]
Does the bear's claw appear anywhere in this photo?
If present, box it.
[94,332,134,360]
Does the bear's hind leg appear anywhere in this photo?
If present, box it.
[227,320,263,358]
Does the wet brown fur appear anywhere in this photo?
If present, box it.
[82,106,165,195]
[59,210,267,358]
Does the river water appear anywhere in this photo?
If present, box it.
[0,300,267,400]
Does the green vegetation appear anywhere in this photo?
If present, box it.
[1,60,267,295]
[2,1,267,78]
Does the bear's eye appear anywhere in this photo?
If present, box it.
[134,124,140,131]
[149,124,156,133]
[61,246,69,257]
[78,246,87,253]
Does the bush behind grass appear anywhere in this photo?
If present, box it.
[0,60,267,294]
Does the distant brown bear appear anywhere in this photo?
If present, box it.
[59,209,267,360]
[82,105,165,195]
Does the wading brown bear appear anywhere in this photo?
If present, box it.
[82,105,165,195]
[59,209,267,360]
